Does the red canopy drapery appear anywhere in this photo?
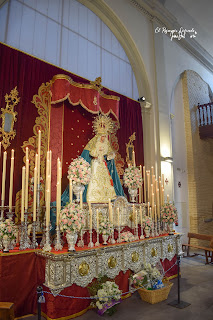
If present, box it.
[49,75,120,120]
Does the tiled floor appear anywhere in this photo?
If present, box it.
[16,253,213,320]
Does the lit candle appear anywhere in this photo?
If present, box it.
[56,181,59,225]
[25,158,29,211]
[154,204,157,222]
[151,192,154,210]
[140,205,142,226]
[21,166,26,222]
[139,165,142,203]
[89,202,92,230]
[96,209,99,230]
[9,149,14,211]
[149,207,152,219]
[45,151,50,201]
[46,189,50,226]
[135,209,138,226]
[162,174,164,189]
[69,179,72,203]
[33,166,37,221]
[133,204,135,225]
[1,151,7,204]
[151,166,154,177]
[117,207,120,226]
[37,130,41,184]
[167,194,169,203]
[132,150,136,167]
[80,190,83,209]
[143,166,146,203]
[162,188,164,205]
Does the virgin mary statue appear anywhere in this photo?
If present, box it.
[81,115,124,202]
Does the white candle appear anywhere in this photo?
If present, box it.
[147,202,150,216]
[25,159,29,211]
[154,204,157,222]
[156,188,160,218]
[133,204,135,225]
[162,174,164,189]
[37,130,41,184]
[49,150,52,202]
[96,209,99,230]
[1,151,7,204]
[167,194,169,203]
[46,189,50,227]
[151,166,154,177]
[143,166,146,203]
[162,188,164,205]
[132,150,136,167]
[89,202,92,230]
[56,181,59,225]
[139,165,142,203]
[108,198,112,222]
[45,151,50,201]
[140,205,142,225]
[135,209,138,226]
[33,166,37,221]
[151,192,154,210]
[80,190,83,209]
[9,149,14,211]
[21,166,26,222]
[147,171,150,203]
[69,179,72,203]
[117,207,120,226]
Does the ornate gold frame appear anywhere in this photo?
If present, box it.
[126,132,136,166]
[0,87,19,149]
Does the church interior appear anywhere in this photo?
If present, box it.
[0,0,213,319]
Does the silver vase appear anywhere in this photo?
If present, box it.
[66,232,78,251]
[73,183,85,203]
[128,188,137,203]
[102,234,109,245]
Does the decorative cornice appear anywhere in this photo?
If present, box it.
[130,0,213,73]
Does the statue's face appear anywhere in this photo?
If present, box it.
[100,135,106,142]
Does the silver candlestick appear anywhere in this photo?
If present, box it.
[31,221,38,249]
[19,213,31,250]
[54,225,63,251]
[0,200,4,220]
[7,208,14,220]
[140,224,144,239]
[77,229,84,248]
[154,221,159,237]
[109,228,116,244]
[42,225,52,252]
[88,230,94,248]
[135,225,139,240]
[95,231,100,247]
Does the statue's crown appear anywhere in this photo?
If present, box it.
[93,114,114,135]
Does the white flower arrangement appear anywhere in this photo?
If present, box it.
[67,157,91,185]
[96,281,122,310]
[59,202,86,233]
[123,166,143,189]
[120,231,135,242]
[99,216,114,236]
[0,219,16,242]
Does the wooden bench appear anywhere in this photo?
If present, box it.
[182,232,213,264]
[0,302,14,320]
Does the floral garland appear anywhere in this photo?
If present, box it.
[123,166,143,189]
[67,157,91,185]
[59,202,86,233]
[161,202,178,224]
[0,219,16,242]
[120,231,135,242]
[99,216,114,236]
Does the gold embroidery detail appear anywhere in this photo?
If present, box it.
[108,256,117,268]
[0,87,19,149]
[93,96,98,105]
[132,251,139,263]
[79,261,90,276]
[16,82,50,220]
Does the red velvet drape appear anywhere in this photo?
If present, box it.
[0,42,144,206]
